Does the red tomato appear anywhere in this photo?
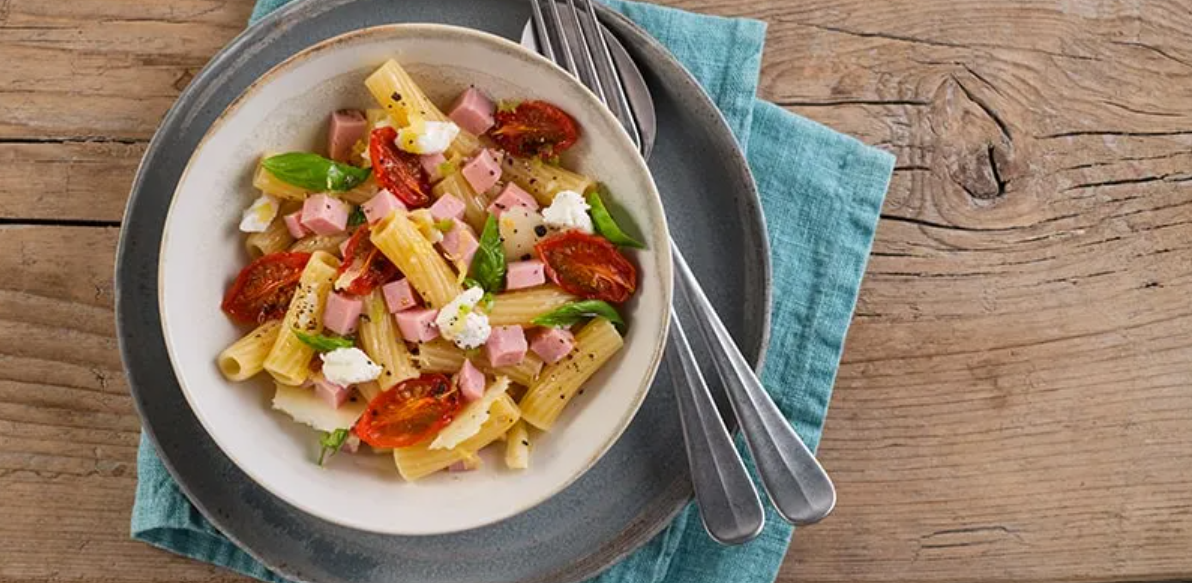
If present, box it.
[355,374,463,448]
[488,100,580,160]
[536,231,637,303]
[368,127,432,207]
[334,225,398,295]
[221,252,312,324]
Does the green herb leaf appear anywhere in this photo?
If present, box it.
[347,206,367,227]
[317,428,350,466]
[587,186,646,249]
[462,277,483,290]
[497,100,521,114]
[437,158,460,177]
[262,152,371,192]
[531,300,624,330]
[468,214,507,293]
[434,218,455,232]
[294,330,356,352]
[480,291,495,312]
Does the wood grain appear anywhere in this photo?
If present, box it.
[1,0,1191,582]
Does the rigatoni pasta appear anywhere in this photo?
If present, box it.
[215,56,644,479]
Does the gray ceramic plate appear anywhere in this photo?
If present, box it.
[116,0,771,582]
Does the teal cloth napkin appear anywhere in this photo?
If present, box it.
[132,1,895,582]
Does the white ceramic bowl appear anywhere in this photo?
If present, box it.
[158,24,671,535]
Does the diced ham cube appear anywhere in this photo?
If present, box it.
[301,194,349,235]
[429,194,467,222]
[420,153,449,183]
[382,278,420,313]
[505,260,545,290]
[440,222,479,267]
[283,211,309,239]
[485,325,527,367]
[529,327,575,364]
[461,149,503,194]
[328,109,368,162]
[486,182,539,217]
[395,308,439,342]
[323,292,363,335]
[455,359,486,402]
[313,376,351,409]
[448,87,497,135]
[361,189,407,225]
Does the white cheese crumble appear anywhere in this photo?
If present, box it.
[396,120,460,155]
[320,347,382,386]
[238,194,280,233]
[435,287,492,349]
[541,190,593,233]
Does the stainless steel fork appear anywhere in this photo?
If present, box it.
[527,0,836,543]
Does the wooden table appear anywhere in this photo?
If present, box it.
[3,0,1191,581]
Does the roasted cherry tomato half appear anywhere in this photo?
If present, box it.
[221,251,312,324]
[488,100,580,160]
[355,374,463,448]
[536,231,637,303]
[334,224,398,296]
[368,127,432,207]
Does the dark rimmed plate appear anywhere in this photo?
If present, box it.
[116,0,771,582]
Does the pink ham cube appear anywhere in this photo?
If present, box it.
[395,308,439,343]
[429,194,467,222]
[486,182,538,217]
[313,376,351,409]
[323,292,363,335]
[361,189,407,225]
[420,153,448,183]
[382,278,420,313]
[461,149,503,194]
[485,325,527,367]
[530,327,575,364]
[455,359,486,402]
[448,87,496,135]
[505,260,545,290]
[301,194,349,235]
[440,222,479,267]
[328,109,368,162]
[283,211,309,239]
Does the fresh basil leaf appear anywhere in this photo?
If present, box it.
[469,214,506,293]
[317,428,350,466]
[347,206,367,227]
[462,277,483,291]
[587,187,645,249]
[294,330,355,352]
[262,152,371,192]
[531,300,624,330]
[480,291,495,312]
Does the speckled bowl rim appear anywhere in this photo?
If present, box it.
[156,22,673,536]
[115,0,772,581]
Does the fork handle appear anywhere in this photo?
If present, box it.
[671,240,837,525]
[667,310,765,545]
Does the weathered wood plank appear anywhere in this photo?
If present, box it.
[2,0,1191,582]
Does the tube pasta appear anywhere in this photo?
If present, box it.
[416,339,544,387]
[504,420,530,470]
[289,233,349,255]
[263,251,340,385]
[370,210,463,308]
[519,318,623,430]
[245,216,295,258]
[500,156,594,205]
[431,172,489,232]
[217,320,282,381]
[359,289,418,390]
[391,395,520,480]
[364,60,480,158]
[487,286,578,327]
